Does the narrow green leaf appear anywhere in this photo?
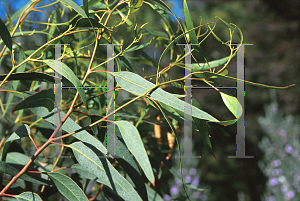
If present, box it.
[47,172,89,201]
[115,121,154,183]
[114,134,141,174]
[124,39,153,53]
[118,159,148,201]
[146,1,184,54]
[2,46,27,118]
[220,92,242,119]
[67,142,143,201]
[71,163,100,181]
[135,105,150,127]
[114,71,219,122]
[192,98,215,158]
[216,16,241,39]
[11,88,54,114]
[5,152,51,177]
[71,17,111,31]
[48,11,57,41]
[0,162,52,186]
[132,0,143,13]
[59,0,88,18]
[183,0,205,57]
[83,0,89,17]
[30,107,108,155]
[0,18,12,51]
[0,125,29,162]
[0,72,73,85]
[143,29,168,38]
[117,9,133,27]
[191,54,236,71]
[145,184,164,201]
[6,1,33,26]
[42,60,87,108]
[15,192,43,201]
[3,7,13,32]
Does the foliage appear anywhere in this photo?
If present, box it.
[0,0,294,200]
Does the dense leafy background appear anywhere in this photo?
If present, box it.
[0,0,299,201]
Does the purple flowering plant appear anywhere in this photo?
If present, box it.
[258,90,300,201]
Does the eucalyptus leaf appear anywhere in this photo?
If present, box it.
[115,121,154,183]
[113,71,219,122]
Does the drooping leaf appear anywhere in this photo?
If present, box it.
[42,60,87,108]
[47,172,89,201]
[113,71,219,122]
[115,121,154,183]
[30,105,142,179]
[67,142,143,201]
[48,11,57,41]
[191,54,236,71]
[82,0,89,17]
[11,88,54,114]
[71,17,111,31]
[145,184,164,201]
[192,98,215,158]
[0,162,52,186]
[0,125,30,162]
[0,72,73,85]
[2,47,27,118]
[3,7,13,32]
[0,18,12,51]
[6,1,33,26]
[220,92,243,119]
[117,157,148,201]
[183,0,205,57]
[5,152,51,178]
[143,29,168,38]
[15,192,43,201]
[30,107,108,155]
[59,0,88,18]
[216,16,242,39]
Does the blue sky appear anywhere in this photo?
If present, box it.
[0,0,184,23]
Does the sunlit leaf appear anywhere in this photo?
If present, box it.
[191,54,236,71]
[0,72,73,85]
[113,71,219,122]
[67,142,143,201]
[220,92,243,119]
[115,121,154,183]
[59,0,88,18]
[42,60,87,109]
[183,0,205,57]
